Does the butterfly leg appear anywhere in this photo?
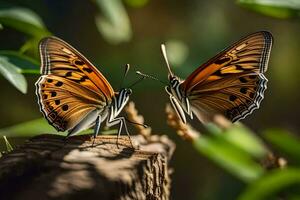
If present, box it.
[124,117,148,128]
[92,115,102,147]
[106,117,133,148]
[169,95,187,124]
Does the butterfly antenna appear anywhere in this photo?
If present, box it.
[161,44,173,77]
[136,71,168,86]
[120,64,130,89]
[128,75,145,89]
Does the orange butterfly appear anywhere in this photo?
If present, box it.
[35,36,140,140]
[140,31,273,123]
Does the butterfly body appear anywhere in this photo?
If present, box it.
[163,31,273,124]
[35,36,132,138]
[165,77,193,124]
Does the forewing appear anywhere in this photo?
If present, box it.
[39,36,114,98]
[181,31,272,122]
[36,36,114,131]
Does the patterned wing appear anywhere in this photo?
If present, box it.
[36,36,114,131]
[181,31,273,122]
[39,36,114,97]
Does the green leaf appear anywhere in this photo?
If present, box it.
[237,0,300,19]
[0,55,27,93]
[19,37,44,59]
[205,123,267,158]
[0,7,50,37]
[0,118,118,137]
[204,122,223,135]
[263,129,300,162]
[94,0,132,44]
[222,124,267,159]
[124,0,149,8]
[238,168,300,200]
[193,134,264,182]
[3,136,13,152]
[0,118,58,137]
[165,40,189,67]
[0,51,39,74]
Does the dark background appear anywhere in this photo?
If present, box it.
[0,0,299,199]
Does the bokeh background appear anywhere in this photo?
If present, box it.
[0,0,299,199]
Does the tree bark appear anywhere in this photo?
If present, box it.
[0,134,175,200]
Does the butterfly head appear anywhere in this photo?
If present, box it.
[169,76,180,87]
[165,76,181,98]
[124,88,132,96]
[167,76,180,94]
[114,88,132,111]
[118,88,132,98]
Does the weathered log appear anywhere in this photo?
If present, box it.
[0,134,175,200]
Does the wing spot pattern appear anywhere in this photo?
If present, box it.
[65,72,72,77]
[74,76,88,83]
[83,67,93,73]
[239,77,248,83]
[55,100,60,105]
[62,105,69,111]
[215,57,230,65]
[74,60,85,65]
[51,91,57,97]
[229,95,237,101]
[249,75,256,79]
[240,88,247,94]
[55,81,63,87]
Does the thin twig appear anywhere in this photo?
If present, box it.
[165,104,199,142]
[261,152,287,170]
[165,103,288,170]
[124,101,152,140]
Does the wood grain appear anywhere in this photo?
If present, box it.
[0,134,175,200]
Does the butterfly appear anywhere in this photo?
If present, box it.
[35,36,141,141]
[139,31,273,124]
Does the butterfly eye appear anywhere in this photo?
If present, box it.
[170,77,178,87]
[127,89,132,95]
[169,77,174,83]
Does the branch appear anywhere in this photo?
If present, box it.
[0,134,175,200]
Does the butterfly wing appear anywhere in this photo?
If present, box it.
[36,36,114,132]
[180,31,273,122]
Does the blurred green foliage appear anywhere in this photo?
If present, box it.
[239,168,300,200]
[0,118,58,137]
[125,0,149,8]
[193,133,264,182]
[193,123,300,199]
[0,4,49,93]
[0,0,299,199]
[94,0,132,44]
[3,136,13,152]
[193,123,267,182]
[0,136,13,158]
[238,0,300,19]
[0,51,39,74]
[0,7,49,36]
[263,129,300,163]
[0,54,27,93]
